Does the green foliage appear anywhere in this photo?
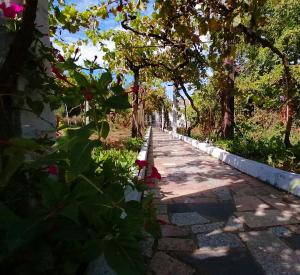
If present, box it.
[93,148,138,186]
[123,137,144,152]
[213,122,300,173]
[0,121,158,274]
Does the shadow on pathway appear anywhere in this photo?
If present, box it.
[146,128,300,275]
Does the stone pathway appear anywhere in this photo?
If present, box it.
[146,128,300,275]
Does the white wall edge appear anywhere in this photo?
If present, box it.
[164,129,300,197]
[124,127,152,202]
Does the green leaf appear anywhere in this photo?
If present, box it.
[97,72,113,92]
[0,149,24,187]
[60,203,79,223]
[72,71,89,87]
[41,178,66,208]
[98,121,110,139]
[10,138,40,150]
[232,15,241,27]
[104,236,144,275]
[105,93,131,109]
[26,97,44,116]
[82,239,103,261]
[67,139,100,181]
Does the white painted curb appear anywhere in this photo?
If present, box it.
[165,130,300,197]
[124,127,152,202]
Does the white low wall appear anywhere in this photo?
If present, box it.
[124,127,152,202]
[165,130,300,197]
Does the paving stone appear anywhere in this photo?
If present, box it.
[171,212,209,226]
[223,216,244,232]
[191,222,224,234]
[148,252,195,275]
[259,195,289,210]
[214,187,232,201]
[283,234,300,251]
[158,238,197,251]
[235,209,299,229]
[161,225,190,237]
[175,250,265,275]
[234,195,269,211]
[234,186,270,197]
[155,204,168,215]
[146,188,162,198]
[168,201,235,221]
[269,226,292,238]
[197,232,244,249]
[240,231,300,274]
[286,224,300,234]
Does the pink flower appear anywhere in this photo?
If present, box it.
[0,2,24,19]
[135,159,148,170]
[146,166,161,180]
[47,165,59,176]
[157,219,167,225]
[146,182,156,187]
[55,132,62,138]
[82,89,93,101]
[51,65,72,85]
[130,84,139,94]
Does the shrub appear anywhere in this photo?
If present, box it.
[123,137,144,152]
[0,125,159,275]
[92,148,138,186]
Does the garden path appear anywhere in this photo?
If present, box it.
[147,128,300,275]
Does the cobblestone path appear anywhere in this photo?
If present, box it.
[147,128,300,275]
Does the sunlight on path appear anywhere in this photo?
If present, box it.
[147,128,300,275]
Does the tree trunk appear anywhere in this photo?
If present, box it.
[131,70,142,137]
[177,81,201,137]
[282,57,295,147]
[177,90,188,132]
[220,75,235,139]
[284,102,293,146]
[219,29,235,139]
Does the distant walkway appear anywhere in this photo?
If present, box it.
[147,128,300,275]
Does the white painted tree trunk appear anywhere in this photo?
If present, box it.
[161,105,164,130]
[20,0,55,138]
[0,0,55,138]
[172,85,177,135]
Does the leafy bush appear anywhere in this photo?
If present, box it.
[0,123,159,275]
[214,133,300,173]
[123,137,144,152]
[92,148,138,186]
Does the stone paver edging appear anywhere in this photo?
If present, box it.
[164,130,300,197]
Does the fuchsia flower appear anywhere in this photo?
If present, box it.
[135,159,148,170]
[57,54,65,63]
[51,65,72,85]
[0,2,24,18]
[82,89,93,101]
[130,84,139,94]
[157,219,167,225]
[47,165,59,176]
[146,166,161,180]
[0,139,10,145]
[146,182,156,187]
